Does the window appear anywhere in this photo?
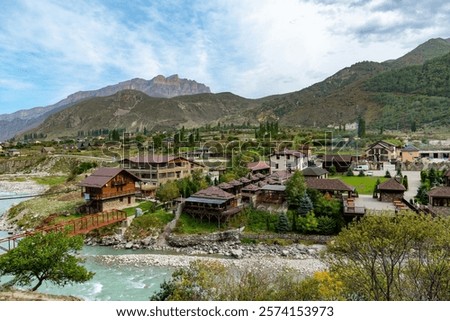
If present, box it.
[275,164,279,169]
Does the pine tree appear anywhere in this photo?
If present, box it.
[298,192,314,216]
[276,213,290,233]
[402,175,409,190]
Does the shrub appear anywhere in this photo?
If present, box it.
[316,216,337,235]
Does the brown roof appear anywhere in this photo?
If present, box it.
[193,186,235,200]
[247,161,270,171]
[217,182,233,190]
[242,184,260,192]
[79,168,141,188]
[377,178,406,191]
[229,180,243,187]
[322,154,353,162]
[306,178,355,192]
[302,166,328,177]
[239,177,251,184]
[428,186,450,198]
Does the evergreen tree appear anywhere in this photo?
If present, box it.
[402,175,409,190]
[298,192,314,216]
[276,213,290,233]
[385,170,392,178]
[357,116,366,138]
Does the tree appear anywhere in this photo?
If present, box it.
[346,168,354,176]
[285,171,306,208]
[276,213,290,233]
[156,181,180,205]
[384,170,391,178]
[0,231,94,291]
[297,192,313,216]
[328,165,337,176]
[357,116,366,138]
[326,211,450,300]
[402,175,409,190]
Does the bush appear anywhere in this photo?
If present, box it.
[316,216,337,235]
[297,211,318,234]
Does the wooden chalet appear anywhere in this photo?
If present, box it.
[428,186,450,208]
[78,168,141,213]
[365,140,397,168]
[257,184,286,204]
[377,178,406,202]
[241,183,260,204]
[321,154,353,172]
[444,170,450,186]
[183,186,241,226]
[302,166,329,179]
[306,178,355,198]
[247,161,270,174]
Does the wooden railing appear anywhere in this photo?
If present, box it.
[0,210,127,253]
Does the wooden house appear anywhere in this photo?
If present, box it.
[306,178,355,198]
[302,166,329,179]
[121,155,204,188]
[428,186,450,208]
[247,161,270,174]
[365,140,397,167]
[183,186,241,225]
[78,168,141,213]
[321,154,353,173]
[377,178,406,202]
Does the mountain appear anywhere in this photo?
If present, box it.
[5,37,450,141]
[0,75,210,141]
[28,90,258,138]
[252,37,450,130]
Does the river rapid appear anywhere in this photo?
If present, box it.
[0,188,172,301]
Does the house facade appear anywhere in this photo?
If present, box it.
[400,145,420,163]
[270,149,306,173]
[321,154,353,173]
[78,168,141,213]
[366,140,397,165]
[121,155,204,187]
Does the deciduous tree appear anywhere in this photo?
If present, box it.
[0,232,94,291]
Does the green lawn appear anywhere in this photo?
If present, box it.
[32,176,67,186]
[337,175,389,195]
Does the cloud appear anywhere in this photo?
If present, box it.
[0,0,449,113]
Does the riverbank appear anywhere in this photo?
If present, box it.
[0,177,48,231]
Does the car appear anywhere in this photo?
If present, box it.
[366,171,373,176]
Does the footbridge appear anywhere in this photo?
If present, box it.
[0,209,127,253]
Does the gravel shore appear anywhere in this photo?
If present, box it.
[0,178,47,195]
[96,252,327,275]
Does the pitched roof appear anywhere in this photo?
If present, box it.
[428,186,450,198]
[322,154,353,162]
[302,166,328,177]
[239,177,251,184]
[402,145,419,152]
[228,180,243,187]
[377,178,406,191]
[247,161,270,171]
[79,168,141,188]
[242,184,260,192]
[273,149,304,158]
[366,140,396,151]
[261,184,286,192]
[217,182,233,190]
[193,186,235,200]
[306,178,355,192]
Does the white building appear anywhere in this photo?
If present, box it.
[270,149,307,173]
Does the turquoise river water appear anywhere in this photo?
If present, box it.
[0,190,172,301]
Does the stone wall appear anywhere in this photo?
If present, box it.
[167,227,244,247]
[380,191,403,202]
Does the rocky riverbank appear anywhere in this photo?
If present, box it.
[88,230,330,276]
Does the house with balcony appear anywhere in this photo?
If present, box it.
[270,149,307,173]
[121,154,205,196]
[78,167,141,213]
[365,140,398,168]
[400,145,420,163]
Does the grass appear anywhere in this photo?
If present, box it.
[174,213,220,234]
[337,175,389,195]
[122,200,158,217]
[125,209,173,239]
[33,176,67,186]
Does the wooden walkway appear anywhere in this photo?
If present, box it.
[0,209,127,253]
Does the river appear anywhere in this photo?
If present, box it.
[0,190,172,301]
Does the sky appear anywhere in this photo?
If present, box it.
[1,0,449,114]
